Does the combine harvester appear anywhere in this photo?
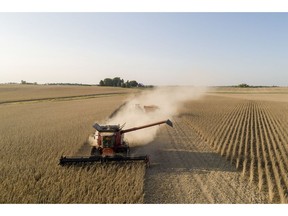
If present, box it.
[59,119,173,166]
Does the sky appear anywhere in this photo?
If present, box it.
[0,12,287,86]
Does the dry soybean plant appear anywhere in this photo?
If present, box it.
[182,96,288,203]
[0,94,146,203]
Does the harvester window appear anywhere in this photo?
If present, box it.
[102,136,114,148]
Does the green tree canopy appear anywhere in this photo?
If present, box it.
[99,77,152,88]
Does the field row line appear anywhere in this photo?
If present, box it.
[0,92,128,105]
[182,99,288,203]
[170,118,252,203]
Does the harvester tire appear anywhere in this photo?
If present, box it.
[90,147,97,156]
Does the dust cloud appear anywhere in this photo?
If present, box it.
[105,86,207,146]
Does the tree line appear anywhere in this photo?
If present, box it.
[99,77,151,88]
[18,78,152,88]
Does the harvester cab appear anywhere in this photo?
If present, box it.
[59,119,173,166]
[91,123,129,157]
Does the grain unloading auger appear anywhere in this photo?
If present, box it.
[59,119,173,166]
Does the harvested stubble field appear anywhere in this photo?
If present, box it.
[0,84,136,104]
[1,85,288,203]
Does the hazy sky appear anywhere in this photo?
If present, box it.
[0,13,287,86]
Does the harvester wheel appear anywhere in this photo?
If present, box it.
[126,146,130,156]
[90,147,100,156]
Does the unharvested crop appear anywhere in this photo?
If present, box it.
[181,92,288,203]
[1,85,287,203]
[0,87,145,203]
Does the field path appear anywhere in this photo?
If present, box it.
[141,117,269,203]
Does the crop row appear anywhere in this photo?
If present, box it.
[0,95,146,203]
[183,97,288,203]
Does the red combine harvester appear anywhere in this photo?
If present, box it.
[59,119,173,166]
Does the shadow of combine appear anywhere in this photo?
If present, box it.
[131,141,237,174]
[74,140,91,156]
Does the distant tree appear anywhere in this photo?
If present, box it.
[99,77,149,88]
[125,80,131,88]
[129,80,138,87]
[20,80,37,85]
[103,78,113,86]
[112,77,122,87]
[238,83,250,88]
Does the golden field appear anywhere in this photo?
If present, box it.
[180,89,288,203]
[0,85,144,203]
[0,84,136,104]
[1,85,288,203]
